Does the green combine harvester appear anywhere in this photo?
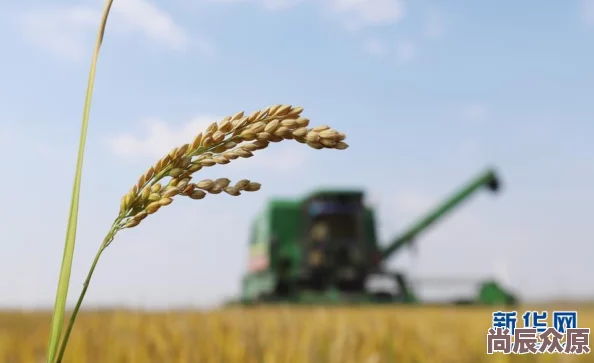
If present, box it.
[233,168,517,306]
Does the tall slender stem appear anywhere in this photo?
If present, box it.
[45,1,115,362]
[54,224,119,363]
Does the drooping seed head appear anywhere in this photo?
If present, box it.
[120,105,348,232]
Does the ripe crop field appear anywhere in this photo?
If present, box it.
[0,305,591,363]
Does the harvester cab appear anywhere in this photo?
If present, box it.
[302,192,361,285]
[239,167,517,306]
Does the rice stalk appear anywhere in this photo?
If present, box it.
[46,0,349,361]
[46,1,114,362]
[53,105,348,362]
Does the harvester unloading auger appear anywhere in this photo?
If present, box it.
[234,167,517,306]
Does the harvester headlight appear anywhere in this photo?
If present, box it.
[311,222,329,242]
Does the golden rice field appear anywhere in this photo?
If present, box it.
[0,305,592,363]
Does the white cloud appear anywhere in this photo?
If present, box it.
[108,116,217,160]
[106,116,308,172]
[202,0,405,28]
[329,0,405,29]
[395,40,415,64]
[111,0,189,50]
[19,6,99,61]
[204,0,304,11]
[19,0,191,61]
[581,0,594,28]
[363,38,388,56]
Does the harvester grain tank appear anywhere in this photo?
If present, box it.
[238,168,517,306]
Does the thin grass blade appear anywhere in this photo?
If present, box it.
[45,1,114,362]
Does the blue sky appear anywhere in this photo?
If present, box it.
[0,0,592,308]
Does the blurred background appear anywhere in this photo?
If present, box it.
[0,0,592,362]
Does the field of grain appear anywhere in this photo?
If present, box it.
[0,305,591,363]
